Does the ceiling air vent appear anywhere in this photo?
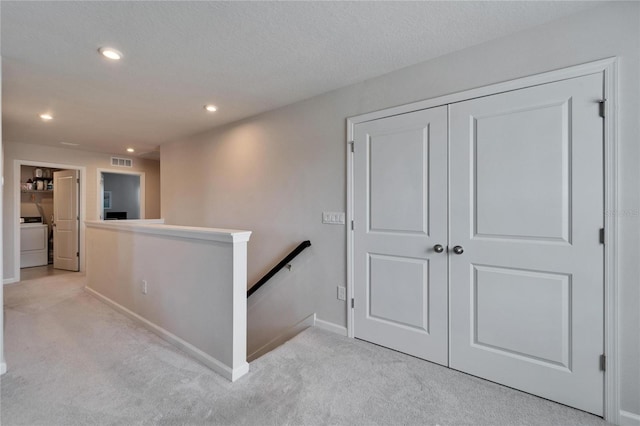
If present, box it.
[111,157,133,168]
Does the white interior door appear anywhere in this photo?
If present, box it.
[449,73,604,414]
[353,106,448,365]
[53,170,80,271]
[351,72,605,415]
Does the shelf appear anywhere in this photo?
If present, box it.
[21,190,53,193]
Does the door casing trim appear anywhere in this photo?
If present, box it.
[346,57,618,423]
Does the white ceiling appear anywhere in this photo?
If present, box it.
[1,1,601,159]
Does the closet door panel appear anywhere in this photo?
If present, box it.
[353,106,448,365]
[449,73,605,415]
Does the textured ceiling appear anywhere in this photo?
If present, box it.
[1,1,600,158]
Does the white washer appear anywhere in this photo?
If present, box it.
[20,223,49,268]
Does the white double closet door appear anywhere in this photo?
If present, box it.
[353,73,604,415]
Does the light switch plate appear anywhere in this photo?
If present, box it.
[322,212,345,225]
[337,286,346,300]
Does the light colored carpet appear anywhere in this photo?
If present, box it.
[1,273,609,425]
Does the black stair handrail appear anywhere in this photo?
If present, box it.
[247,240,311,297]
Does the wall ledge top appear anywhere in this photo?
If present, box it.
[85,220,252,243]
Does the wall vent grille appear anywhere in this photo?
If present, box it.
[111,157,133,167]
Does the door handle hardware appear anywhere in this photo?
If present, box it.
[452,245,464,255]
[433,244,445,253]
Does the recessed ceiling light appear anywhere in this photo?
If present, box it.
[127,148,135,153]
[39,113,53,121]
[60,141,79,146]
[98,47,123,60]
[204,104,218,112]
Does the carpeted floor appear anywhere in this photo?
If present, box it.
[1,271,609,425]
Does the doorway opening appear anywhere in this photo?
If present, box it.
[19,165,79,271]
[13,160,86,283]
[97,169,145,220]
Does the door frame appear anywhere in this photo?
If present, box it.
[96,168,146,220]
[346,57,619,422]
[12,160,87,282]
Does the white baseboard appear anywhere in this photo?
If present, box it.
[0,362,6,375]
[3,277,18,285]
[315,318,348,336]
[248,313,316,362]
[85,286,248,382]
[621,411,640,426]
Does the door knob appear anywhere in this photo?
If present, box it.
[453,245,464,255]
[433,244,444,253]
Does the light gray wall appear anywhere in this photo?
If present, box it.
[160,3,639,416]
[85,221,249,380]
[1,55,6,374]
[103,173,141,220]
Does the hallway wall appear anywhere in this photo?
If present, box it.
[1,56,6,375]
[2,142,161,281]
[162,3,639,418]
